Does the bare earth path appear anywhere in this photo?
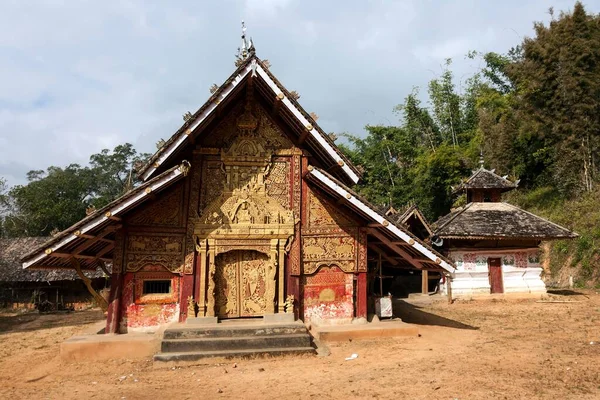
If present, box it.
[1,291,599,400]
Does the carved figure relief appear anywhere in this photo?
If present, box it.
[302,236,357,274]
[306,190,355,234]
[128,183,184,226]
[125,235,185,273]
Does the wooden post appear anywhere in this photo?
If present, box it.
[105,272,123,333]
[196,240,207,316]
[378,253,383,296]
[421,270,429,295]
[446,273,453,304]
[356,272,367,318]
[70,258,108,312]
[278,239,286,313]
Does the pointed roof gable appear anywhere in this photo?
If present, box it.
[454,167,518,193]
[396,204,433,239]
[305,166,454,273]
[433,202,578,240]
[138,54,360,185]
[21,162,190,271]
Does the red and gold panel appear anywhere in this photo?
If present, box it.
[302,266,354,323]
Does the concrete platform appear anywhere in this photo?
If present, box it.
[60,333,160,361]
[312,320,419,342]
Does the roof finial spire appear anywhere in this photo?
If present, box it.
[235,20,255,67]
[479,149,485,169]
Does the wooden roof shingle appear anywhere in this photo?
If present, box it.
[433,202,577,240]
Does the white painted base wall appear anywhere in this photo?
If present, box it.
[440,249,547,297]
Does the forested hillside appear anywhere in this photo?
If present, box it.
[0,2,598,286]
[339,2,600,286]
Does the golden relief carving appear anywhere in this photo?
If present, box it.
[127,235,184,254]
[184,154,202,275]
[302,235,357,274]
[202,101,293,151]
[197,91,294,317]
[215,250,269,318]
[126,254,183,273]
[307,190,355,232]
[265,161,291,210]
[128,183,183,226]
[125,235,185,273]
[112,231,124,274]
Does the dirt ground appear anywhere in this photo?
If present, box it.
[1,290,599,400]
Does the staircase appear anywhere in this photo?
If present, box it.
[154,320,315,362]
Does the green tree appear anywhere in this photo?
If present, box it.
[479,2,600,194]
[3,143,151,237]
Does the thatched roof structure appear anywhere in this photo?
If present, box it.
[433,202,577,240]
[1,237,107,282]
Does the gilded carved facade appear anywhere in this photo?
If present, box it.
[302,187,363,274]
[194,89,295,317]
[114,87,368,327]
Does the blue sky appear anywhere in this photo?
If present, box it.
[0,0,589,186]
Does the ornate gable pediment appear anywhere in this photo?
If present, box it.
[195,92,295,249]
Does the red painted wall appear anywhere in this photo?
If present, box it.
[302,266,354,325]
[120,268,181,332]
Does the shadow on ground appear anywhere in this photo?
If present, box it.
[547,289,587,296]
[0,310,103,334]
[392,300,478,330]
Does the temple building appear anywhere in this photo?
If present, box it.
[432,163,577,296]
[21,39,454,334]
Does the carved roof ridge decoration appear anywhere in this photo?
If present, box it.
[137,54,360,185]
[454,167,518,193]
[22,162,190,270]
[432,202,578,240]
[305,165,455,273]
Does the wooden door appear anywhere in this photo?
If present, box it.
[488,258,504,294]
[215,250,269,318]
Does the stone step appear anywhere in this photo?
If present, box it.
[163,323,308,340]
[153,346,316,362]
[161,334,311,353]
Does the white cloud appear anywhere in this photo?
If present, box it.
[0,0,589,186]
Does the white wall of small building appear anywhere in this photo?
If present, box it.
[440,249,546,297]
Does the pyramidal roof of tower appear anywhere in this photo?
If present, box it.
[454,167,518,192]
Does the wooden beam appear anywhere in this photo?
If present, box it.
[367,243,398,265]
[94,243,115,260]
[71,225,119,255]
[368,228,424,270]
[51,252,111,263]
[297,129,310,145]
[272,96,282,115]
[70,258,108,312]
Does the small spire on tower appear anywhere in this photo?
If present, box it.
[235,20,255,66]
[479,149,485,169]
